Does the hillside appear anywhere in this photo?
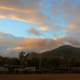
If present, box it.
[42,45,80,57]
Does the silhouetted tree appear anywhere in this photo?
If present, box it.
[19,51,25,65]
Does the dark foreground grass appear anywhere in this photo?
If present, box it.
[0,74,80,80]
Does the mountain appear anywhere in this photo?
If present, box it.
[0,32,24,50]
[0,32,24,40]
[0,32,16,40]
[0,32,80,58]
[41,45,80,58]
[21,45,80,73]
[0,32,63,57]
[24,45,80,60]
[0,32,25,57]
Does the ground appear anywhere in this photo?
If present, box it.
[0,74,80,80]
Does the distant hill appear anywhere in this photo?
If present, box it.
[41,45,80,57]
[25,45,80,58]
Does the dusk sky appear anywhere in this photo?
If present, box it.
[0,0,80,57]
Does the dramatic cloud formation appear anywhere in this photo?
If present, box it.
[0,32,65,57]
[0,0,49,33]
[0,0,80,57]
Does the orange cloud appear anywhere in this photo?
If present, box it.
[18,38,64,52]
[65,16,80,32]
[0,6,33,14]
[27,28,42,36]
[0,15,6,19]
[39,24,48,32]
[0,6,49,32]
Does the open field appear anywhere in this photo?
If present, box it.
[0,74,80,80]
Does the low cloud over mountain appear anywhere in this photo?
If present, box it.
[0,32,62,57]
[0,32,80,57]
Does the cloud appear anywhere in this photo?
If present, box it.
[0,0,49,33]
[0,0,80,57]
[19,38,64,53]
[0,32,65,57]
[27,28,42,36]
[0,32,64,57]
[0,32,80,57]
[0,0,66,33]
[0,0,80,33]
[0,32,22,46]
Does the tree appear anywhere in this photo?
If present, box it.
[19,51,25,65]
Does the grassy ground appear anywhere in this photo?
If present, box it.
[0,74,80,80]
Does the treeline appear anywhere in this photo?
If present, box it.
[0,45,80,74]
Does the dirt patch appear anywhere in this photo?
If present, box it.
[0,74,80,80]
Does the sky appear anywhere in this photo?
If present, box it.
[0,0,67,39]
[0,0,80,57]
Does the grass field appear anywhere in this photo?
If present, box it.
[0,74,80,80]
